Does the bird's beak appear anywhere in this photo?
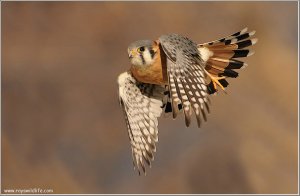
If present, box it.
[128,49,138,59]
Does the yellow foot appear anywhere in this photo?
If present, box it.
[205,70,226,91]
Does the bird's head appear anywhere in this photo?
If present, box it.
[127,40,158,67]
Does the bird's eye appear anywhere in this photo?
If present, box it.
[137,47,145,52]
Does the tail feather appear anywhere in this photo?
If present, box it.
[207,79,229,94]
[206,63,239,78]
[208,58,246,69]
[209,49,254,59]
[198,28,256,47]
[198,28,257,94]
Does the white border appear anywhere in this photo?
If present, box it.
[0,1,298,195]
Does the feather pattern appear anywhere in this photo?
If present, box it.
[118,72,165,175]
[198,28,257,94]
[159,34,210,127]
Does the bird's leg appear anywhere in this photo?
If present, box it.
[204,70,226,91]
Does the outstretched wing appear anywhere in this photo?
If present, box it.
[118,72,165,175]
[197,27,258,94]
[159,34,210,128]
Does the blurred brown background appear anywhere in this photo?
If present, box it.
[2,1,298,194]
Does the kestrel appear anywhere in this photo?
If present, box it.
[118,28,257,175]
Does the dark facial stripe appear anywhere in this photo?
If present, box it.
[150,49,156,59]
[140,53,145,64]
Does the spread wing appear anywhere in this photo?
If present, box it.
[118,72,165,175]
[197,27,258,94]
[159,34,210,128]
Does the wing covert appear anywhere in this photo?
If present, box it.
[159,34,210,128]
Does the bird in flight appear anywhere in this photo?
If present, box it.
[118,27,257,175]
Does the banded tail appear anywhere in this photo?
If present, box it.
[198,27,258,94]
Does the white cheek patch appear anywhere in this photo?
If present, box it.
[198,47,214,62]
[129,49,156,67]
[143,50,155,65]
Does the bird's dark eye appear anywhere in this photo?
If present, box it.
[138,47,145,52]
